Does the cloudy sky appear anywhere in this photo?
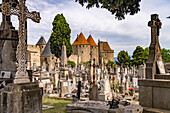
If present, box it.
[2,0,170,57]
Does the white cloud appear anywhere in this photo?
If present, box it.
[1,0,170,57]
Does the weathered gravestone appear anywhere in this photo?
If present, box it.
[0,0,42,113]
[98,75,112,101]
[59,42,69,97]
[139,14,170,111]
[0,5,18,79]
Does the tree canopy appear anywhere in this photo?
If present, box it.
[116,50,130,67]
[132,46,149,67]
[67,60,76,68]
[106,60,114,68]
[161,48,170,63]
[75,0,141,20]
[50,14,73,58]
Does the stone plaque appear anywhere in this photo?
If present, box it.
[0,71,11,78]
[157,61,165,74]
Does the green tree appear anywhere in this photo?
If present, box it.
[116,50,130,67]
[161,48,170,63]
[132,46,144,67]
[106,60,114,68]
[67,60,76,68]
[76,0,141,20]
[50,14,73,58]
[132,46,149,67]
[143,47,149,62]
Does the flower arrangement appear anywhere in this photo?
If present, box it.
[124,91,128,95]
[72,89,78,93]
[129,88,135,92]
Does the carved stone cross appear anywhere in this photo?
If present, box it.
[0,0,41,83]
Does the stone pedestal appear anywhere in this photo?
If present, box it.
[139,78,170,110]
[59,80,69,97]
[98,78,112,101]
[119,85,124,94]
[0,82,42,113]
[89,85,98,101]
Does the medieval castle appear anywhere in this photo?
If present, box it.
[27,32,114,70]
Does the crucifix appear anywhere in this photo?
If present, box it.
[0,0,41,83]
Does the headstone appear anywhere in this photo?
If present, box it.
[0,1,42,113]
[157,61,165,74]
[89,85,98,101]
[98,76,112,101]
[60,80,69,97]
[77,81,81,100]
[0,11,18,78]
[146,14,163,79]
[138,64,146,79]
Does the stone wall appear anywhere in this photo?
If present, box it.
[27,45,41,68]
[91,46,99,64]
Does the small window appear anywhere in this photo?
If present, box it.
[79,45,81,47]
[42,46,43,48]
[82,51,83,53]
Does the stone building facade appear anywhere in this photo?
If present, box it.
[70,32,114,66]
[98,40,114,64]
[27,36,57,71]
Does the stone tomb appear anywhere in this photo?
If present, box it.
[139,14,170,111]
[0,83,42,113]
[60,80,69,97]
[98,76,112,101]
[67,101,143,113]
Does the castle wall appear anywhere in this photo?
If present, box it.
[27,45,41,68]
[78,45,90,63]
[68,54,81,67]
[91,46,99,64]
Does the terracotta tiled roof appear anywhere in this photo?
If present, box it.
[87,35,98,46]
[102,42,111,51]
[72,32,90,45]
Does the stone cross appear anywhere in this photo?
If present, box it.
[146,14,163,79]
[0,0,41,83]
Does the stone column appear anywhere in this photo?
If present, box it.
[61,42,67,67]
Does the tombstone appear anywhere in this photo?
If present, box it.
[98,76,112,101]
[138,14,170,111]
[125,74,129,91]
[0,6,18,79]
[89,84,98,101]
[146,14,163,79]
[0,1,42,113]
[138,63,146,79]
[119,65,124,94]
[60,80,69,97]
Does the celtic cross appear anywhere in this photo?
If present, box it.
[0,0,41,83]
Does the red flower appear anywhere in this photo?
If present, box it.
[129,88,135,92]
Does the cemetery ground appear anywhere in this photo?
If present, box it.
[42,97,72,113]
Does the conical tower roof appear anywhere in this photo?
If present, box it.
[41,40,54,57]
[36,36,46,45]
[87,35,98,46]
[72,32,90,45]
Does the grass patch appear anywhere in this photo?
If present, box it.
[43,97,72,113]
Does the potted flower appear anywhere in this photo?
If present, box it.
[128,88,135,96]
